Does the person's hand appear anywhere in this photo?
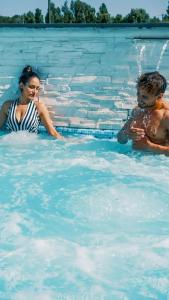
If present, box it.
[56,133,65,140]
[128,126,145,142]
[133,136,152,151]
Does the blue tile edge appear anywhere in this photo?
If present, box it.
[39,126,115,139]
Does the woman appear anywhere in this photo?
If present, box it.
[0,65,62,139]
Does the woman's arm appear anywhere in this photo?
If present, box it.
[37,102,63,139]
[0,101,10,129]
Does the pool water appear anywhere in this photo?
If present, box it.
[0,131,169,300]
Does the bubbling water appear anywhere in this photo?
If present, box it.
[0,132,169,300]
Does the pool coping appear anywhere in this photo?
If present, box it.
[0,23,169,28]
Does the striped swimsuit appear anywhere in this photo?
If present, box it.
[5,99,40,133]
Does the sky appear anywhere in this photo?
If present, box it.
[0,0,168,18]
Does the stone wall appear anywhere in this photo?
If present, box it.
[0,26,169,130]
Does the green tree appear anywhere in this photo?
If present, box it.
[45,2,62,23]
[35,8,44,23]
[0,16,11,23]
[62,1,74,23]
[11,14,24,23]
[70,0,95,23]
[0,1,162,24]
[166,1,169,16]
[150,16,160,23]
[73,0,86,23]
[96,3,110,23]
[24,11,35,23]
[113,14,124,23]
[125,8,150,23]
[83,2,96,23]
[162,1,169,22]
[70,0,75,17]
[162,15,169,22]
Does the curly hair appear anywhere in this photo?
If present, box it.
[137,71,167,96]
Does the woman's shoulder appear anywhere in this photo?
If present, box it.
[35,100,47,111]
[2,100,14,112]
[3,99,14,105]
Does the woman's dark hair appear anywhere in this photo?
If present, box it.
[137,71,167,95]
[19,65,40,85]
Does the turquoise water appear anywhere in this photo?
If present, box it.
[1,27,169,131]
[0,131,169,300]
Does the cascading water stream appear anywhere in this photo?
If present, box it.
[134,41,146,76]
[156,40,169,71]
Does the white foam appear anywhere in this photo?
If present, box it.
[76,246,95,274]
[1,131,39,145]
[12,290,55,300]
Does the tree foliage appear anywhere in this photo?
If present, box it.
[125,8,150,23]
[97,3,110,23]
[112,14,124,23]
[150,16,160,23]
[45,2,62,23]
[23,11,35,23]
[69,0,96,23]
[0,1,167,24]
[0,15,14,23]
[162,0,169,22]
[11,15,25,23]
[62,1,74,23]
[35,8,44,23]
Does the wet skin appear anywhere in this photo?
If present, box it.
[117,87,169,154]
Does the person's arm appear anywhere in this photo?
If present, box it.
[37,102,63,139]
[133,136,169,155]
[0,101,10,128]
[117,118,133,144]
[117,109,145,144]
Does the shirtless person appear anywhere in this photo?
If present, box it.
[117,71,169,155]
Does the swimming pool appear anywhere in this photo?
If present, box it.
[1,26,169,131]
[0,131,169,300]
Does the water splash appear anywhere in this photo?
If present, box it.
[0,135,169,299]
[1,131,39,145]
[156,40,169,71]
[135,41,146,75]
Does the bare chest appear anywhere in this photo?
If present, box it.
[132,109,168,144]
